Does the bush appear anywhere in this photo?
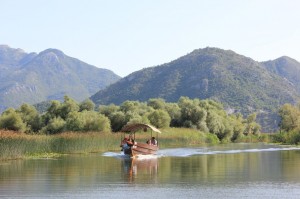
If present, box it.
[288,131,300,144]
[148,110,171,128]
[0,108,26,132]
[42,117,66,134]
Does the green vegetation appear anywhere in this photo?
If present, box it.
[0,95,266,160]
[0,96,261,140]
[0,128,220,160]
[0,131,119,160]
[91,47,300,132]
[9,96,300,157]
[271,103,300,144]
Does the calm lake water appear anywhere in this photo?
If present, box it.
[1,143,300,198]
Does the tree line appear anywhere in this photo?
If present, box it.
[0,96,261,142]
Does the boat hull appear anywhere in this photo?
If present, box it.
[124,142,158,157]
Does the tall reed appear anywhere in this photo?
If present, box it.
[0,128,218,160]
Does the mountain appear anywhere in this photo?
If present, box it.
[0,45,121,110]
[90,47,300,131]
[262,56,300,93]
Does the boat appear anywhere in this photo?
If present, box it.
[119,123,162,157]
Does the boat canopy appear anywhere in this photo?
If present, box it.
[120,123,162,134]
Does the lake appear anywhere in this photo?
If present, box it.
[1,143,300,198]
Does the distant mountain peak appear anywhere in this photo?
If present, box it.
[39,48,65,57]
[0,44,10,49]
[0,44,26,53]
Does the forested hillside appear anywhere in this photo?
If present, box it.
[262,56,300,93]
[0,45,120,111]
[91,47,300,131]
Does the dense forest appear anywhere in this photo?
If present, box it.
[0,96,262,143]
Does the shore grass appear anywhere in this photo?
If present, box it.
[0,128,265,160]
[0,130,121,160]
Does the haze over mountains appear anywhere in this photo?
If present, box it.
[0,45,121,111]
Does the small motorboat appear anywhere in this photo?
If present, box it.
[119,123,161,157]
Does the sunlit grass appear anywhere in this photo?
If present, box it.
[0,130,121,160]
[0,128,238,160]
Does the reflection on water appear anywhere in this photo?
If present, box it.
[1,143,300,198]
[121,157,158,183]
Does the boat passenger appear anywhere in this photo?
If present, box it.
[120,138,130,151]
[127,135,135,147]
[150,137,157,145]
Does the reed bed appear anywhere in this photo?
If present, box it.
[0,128,218,160]
[0,130,120,160]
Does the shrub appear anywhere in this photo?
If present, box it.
[0,108,26,132]
[148,109,171,128]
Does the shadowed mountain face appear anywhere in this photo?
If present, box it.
[0,45,121,110]
[90,47,300,132]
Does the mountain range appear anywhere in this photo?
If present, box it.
[0,45,121,111]
[2,45,300,132]
[90,47,300,131]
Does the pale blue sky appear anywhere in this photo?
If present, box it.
[1,0,299,77]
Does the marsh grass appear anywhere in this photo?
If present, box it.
[234,134,270,143]
[0,130,121,160]
[0,128,218,160]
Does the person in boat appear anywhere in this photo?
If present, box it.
[120,137,130,151]
[126,134,135,147]
[147,137,157,145]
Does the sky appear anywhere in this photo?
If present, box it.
[1,0,300,77]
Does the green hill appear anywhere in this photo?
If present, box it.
[91,47,300,131]
[0,45,121,110]
[262,56,300,93]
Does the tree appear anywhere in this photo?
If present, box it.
[244,113,261,135]
[109,111,127,132]
[60,96,80,119]
[80,99,95,111]
[120,100,141,113]
[148,110,171,128]
[42,117,66,134]
[47,100,62,119]
[279,103,300,131]
[165,103,181,127]
[17,103,41,133]
[0,108,26,132]
[230,113,245,141]
[147,98,166,110]
[206,111,225,137]
[99,104,119,117]
[65,111,84,131]
[81,111,111,132]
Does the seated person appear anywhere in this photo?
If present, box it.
[126,135,135,147]
[120,137,130,151]
[148,137,157,145]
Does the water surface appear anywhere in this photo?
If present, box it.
[1,143,300,198]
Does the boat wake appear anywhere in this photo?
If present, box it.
[103,146,300,158]
[157,146,300,157]
[102,151,158,159]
